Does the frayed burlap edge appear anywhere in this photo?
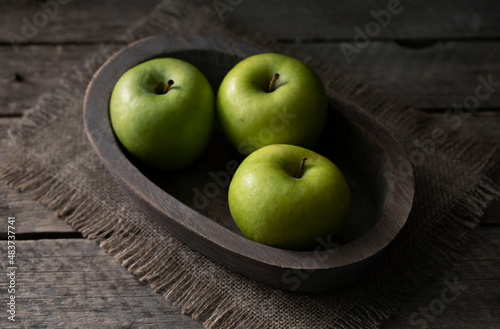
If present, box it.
[1,1,500,328]
[1,144,498,328]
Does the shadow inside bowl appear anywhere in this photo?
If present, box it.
[124,50,383,249]
[85,35,414,292]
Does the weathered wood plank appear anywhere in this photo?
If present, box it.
[0,231,497,328]
[0,44,98,116]
[381,227,500,329]
[0,131,76,236]
[0,0,159,45]
[291,41,500,110]
[2,0,500,43]
[0,1,497,328]
[0,180,77,237]
[222,0,500,40]
[0,239,204,329]
[2,41,500,116]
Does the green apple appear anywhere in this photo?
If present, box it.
[228,144,350,250]
[109,58,215,171]
[216,53,328,155]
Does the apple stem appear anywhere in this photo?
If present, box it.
[294,157,308,178]
[162,79,174,94]
[268,73,280,92]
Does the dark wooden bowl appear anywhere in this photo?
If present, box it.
[83,35,414,293]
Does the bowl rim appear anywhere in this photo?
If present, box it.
[83,34,414,273]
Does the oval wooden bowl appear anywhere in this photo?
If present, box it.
[83,35,414,293]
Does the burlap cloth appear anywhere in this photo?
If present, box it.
[1,1,499,328]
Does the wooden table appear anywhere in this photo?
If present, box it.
[1,1,499,328]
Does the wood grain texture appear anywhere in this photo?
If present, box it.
[0,232,497,328]
[0,45,98,116]
[0,181,77,237]
[381,227,500,329]
[0,141,77,236]
[219,0,500,40]
[0,0,159,44]
[290,41,500,110]
[0,239,204,329]
[2,41,500,116]
[1,1,499,44]
[0,0,499,327]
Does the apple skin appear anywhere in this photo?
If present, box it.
[228,144,350,250]
[216,53,328,155]
[109,58,215,171]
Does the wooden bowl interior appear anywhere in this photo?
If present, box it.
[84,35,414,292]
[122,49,384,247]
